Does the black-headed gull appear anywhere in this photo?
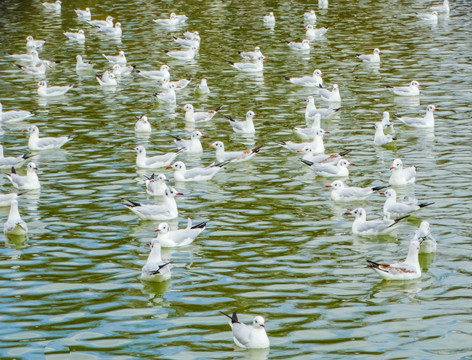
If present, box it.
[167,161,230,182]
[430,0,449,13]
[0,145,33,169]
[263,12,275,26]
[285,69,323,87]
[42,0,61,11]
[305,25,328,39]
[239,46,265,60]
[4,199,27,236]
[319,84,341,102]
[302,158,352,177]
[112,64,135,77]
[417,221,436,253]
[145,173,168,196]
[141,241,171,282]
[389,158,416,186]
[15,62,47,76]
[97,22,122,36]
[184,31,199,40]
[344,207,409,236]
[168,77,191,90]
[397,104,436,128]
[96,71,117,86]
[103,50,126,64]
[37,80,73,97]
[26,36,45,49]
[305,96,341,120]
[9,50,39,63]
[135,114,152,133]
[196,79,210,94]
[153,13,179,26]
[209,141,262,163]
[357,48,382,63]
[25,125,72,151]
[382,189,433,218]
[386,80,420,96]
[7,162,41,190]
[367,235,424,280]
[76,55,94,72]
[228,56,264,72]
[220,312,270,349]
[416,11,439,22]
[294,113,321,139]
[136,65,172,81]
[0,193,22,207]
[132,145,181,169]
[183,104,223,123]
[0,102,34,122]
[226,111,257,134]
[327,180,387,202]
[279,128,328,153]
[374,122,397,145]
[300,147,351,164]
[64,30,85,42]
[75,7,91,19]
[88,16,114,28]
[154,218,207,247]
[172,130,204,153]
[304,10,317,23]
[153,83,178,103]
[173,34,200,49]
[285,39,310,51]
[124,186,181,221]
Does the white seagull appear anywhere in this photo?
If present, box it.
[141,241,171,282]
[294,113,321,139]
[64,30,85,42]
[285,39,311,51]
[431,0,449,14]
[305,25,328,39]
[302,158,353,178]
[374,122,397,146]
[0,145,32,169]
[304,10,317,23]
[76,55,94,72]
[153,13,179,26]
[112,64,134,77]
[132,145,181,169]
[299,147,351,164]
[144,173,168,196]
[75,8,91,19]
[41,0,61,11]
[344,207,409,236]
[326,180,387,202]
[103,51,126,64]
[357,48,382,63]
[173,34,200,49]
[382,189,433,218]
[228,56,265,72]
[124,187,181,221]
[416,11,439,22]
[96,71,117,86]
[196,79,210,94]
[209,141,262,163]
[182,104,223,123]
[37,80,73,97]
[7,162,41,190]
[26,36,45,49]
[167,161,230,182]
[0,193,22,207]
[386,80,420,96]
[136,65,171,81]
[0,102,34,122]
[135,114,152,133]
[4,199,28,236]
[417,221,437,253]
[226,110,257,134]
[88,16,114,28]
[97,23,122,37]
[25,125,72,151]
[285,69,323,87]
[305,96,341,120]
[172,130,204,153]
[220,312,270,349]
[153,83,178,103]
[319,84,341,102]
[278,128,328,153]
[154,218,207,247]
[397,104,436,128]
[239,46,265,60]
[389,158,416,186]
[263,12,276,26]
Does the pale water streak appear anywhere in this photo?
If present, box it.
[0,0,471,359]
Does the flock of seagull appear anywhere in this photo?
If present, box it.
[0,0,450,350]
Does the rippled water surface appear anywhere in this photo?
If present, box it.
[0,0,471,359]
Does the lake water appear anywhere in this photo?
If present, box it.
[0,0,471,359]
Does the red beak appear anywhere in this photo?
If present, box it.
[390,166,395,169]
[344,212,352,215]
[166,166,173,169]
[155,229,160,232]
[326,185,332,188]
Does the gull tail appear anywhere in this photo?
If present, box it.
[191,221,208,230]
[387,215,410,228]
[150,262,171,275]
[338,149,352,157]
[301,159,314,167]
[419,202,434,208]
[220,311,239,323]
[371,185,389,192]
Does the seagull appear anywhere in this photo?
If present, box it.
[135,114,152,133]
[305,96,341,120]
[0,193,22,207]
[103,51,126,64]
[389,158,416,186]
[228,56,265,72]
[319,0,328,9]
[374,122,397,145]
[112,64,134,77]
[382,189,433,218]
[182,104,223,123]
[168,77,191,90]
[153,83,179,103]
[239,46,265,60]
[141,241,171,282]
[0,102,34,122]
[263,12,276,26]
[172,130,204,153]
[209,141,262,163]
[299,147,351,164]
[367,235,424,280]
[96,71,117,86]
[37,80,73,97]
[41,0,61,11]
[64,29,85,42]
[417,221,436,253]
[285,69,323,87]
[226,110,257,134]
[304,10,317,23]
[167,161,230,182]
[386,80,420,96]
[305,25,328,39]
[88,16,114,28]
[26,36,45,49]
[416,11,439,22]
[7,162,41,190]
[97,22,122,36]
[294,113,321,139]
[381,111,394,131]
[154,218,207,247]
[25,125,72,151]
[326,180,387,202]
[124,186,181,221]
[430,0,449,13]
[4,199,28,236]
[0,145,33,169]
[285,39,311,51]
[153,13,180,26]
[184,31,200,40]
[76,55,94,72]
[175,14,188,24]
[173,34,200,49]
[344,207,409,236]
[397,104,436,128]
[279,128,328,153]
[319,84,341,102]
[75,7,91,19]
[136,65,171,81]
[357,48,382,62]
[302,158,353,177]
[196,79,210,94]
[144,173,168,196]
[15,62,47,76]
[220,312,270,349]
[132,145,181,169]
[8,49,39,63]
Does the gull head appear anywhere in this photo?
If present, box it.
[168,161,185,171]
[390,158,403,170]
[209,141,224,150]
[191,130,204,139]
[156,223,170,234]
[327,180,344,189]
[252,316,265,329]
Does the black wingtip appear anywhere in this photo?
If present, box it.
[301,159,314,166]
[170,135,182,141]
[252,145,263,153]
[366,259,379,268]
[284,76,291,81]
[419,202,434,208]
[191,221,208,230]
[338,149,352,157]
[371,185,389,192]
[227,61,235,65]
[11,166,16,174]
[214,104,224,112]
